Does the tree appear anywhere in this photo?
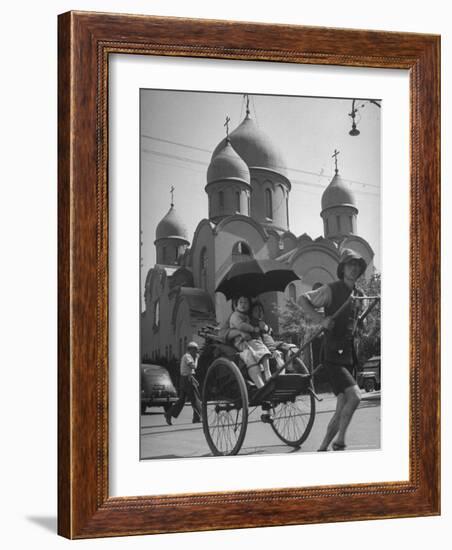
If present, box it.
[274,271,381,365]
[355,272,381,363]
[274,298,316,346]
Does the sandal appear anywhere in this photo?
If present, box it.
[260,413,273,424]
[332,442,347,451]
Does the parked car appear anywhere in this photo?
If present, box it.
[357,356,381,392]
[140,364,178,414]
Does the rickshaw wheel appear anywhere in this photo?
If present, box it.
[270,392,316,447]
[202,358,248,456]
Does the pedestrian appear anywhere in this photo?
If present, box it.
[164,341,202,425]
[298,249,367,451]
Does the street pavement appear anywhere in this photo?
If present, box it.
[140,390,381,460]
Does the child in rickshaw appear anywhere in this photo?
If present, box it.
[227,296,272,388]
[249,301,310,376]
[249,301,285,371]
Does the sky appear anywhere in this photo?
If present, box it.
[140,89,381,294]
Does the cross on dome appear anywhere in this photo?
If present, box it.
[224,116,231,139]
[243,93,250,117]
[170,185,175,207]
[332,149,340,174]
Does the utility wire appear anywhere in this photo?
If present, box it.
[142,148,379,196]
[141,136,379,189]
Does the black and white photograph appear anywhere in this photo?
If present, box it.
[140,90,381,460]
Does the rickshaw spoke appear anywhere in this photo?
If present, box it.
[271,394,316,447]
[202,359,249,456]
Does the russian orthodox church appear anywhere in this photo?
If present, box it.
[141,99,375,362]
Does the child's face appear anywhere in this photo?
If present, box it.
[236,296,250,313]
[251,305,264,320]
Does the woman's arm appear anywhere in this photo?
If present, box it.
[230,312,260,334]
[298,288,334,330]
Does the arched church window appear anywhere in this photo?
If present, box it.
[286,196,289,228]
[265,188,273,219]
[154,300,160,328]
[235,191,241,213]
[200,247,208,290]
[349,216,353,233]
[232,241,252,257]
[288,283,296,302]
[247,193,250,215]
[219,191,224,211]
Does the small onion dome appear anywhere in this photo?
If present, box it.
[207,140,250,185]
[155,205,189,242]
[212,114,287,176]
[321,171,357,211]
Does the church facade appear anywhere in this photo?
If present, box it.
[141,103,375,362]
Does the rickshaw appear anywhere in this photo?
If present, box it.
[198,259,381,457]
[198,259,317,456]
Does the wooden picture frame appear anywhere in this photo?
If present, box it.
[58,11,440,539]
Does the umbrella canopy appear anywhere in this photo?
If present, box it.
[216,259,300,300]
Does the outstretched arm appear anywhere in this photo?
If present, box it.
[299,296,334,330]
[298,285,334,330]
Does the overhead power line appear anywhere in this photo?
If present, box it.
[141,146,379,194]
[141,134,212,154]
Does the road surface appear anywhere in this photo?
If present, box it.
[140,391,380,459]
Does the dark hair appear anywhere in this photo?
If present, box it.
[250,300,264,316]
[231,295,251,312]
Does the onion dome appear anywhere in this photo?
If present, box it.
[207,139,250,185]
[155,205,189,242]
[321,171,357,211]
[212,113,287,176]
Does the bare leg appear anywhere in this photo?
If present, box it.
[247,365,265,388]
[317,393,345,451]
[293,357,310,375]
[334,385,361,447]
[261,358,272,381]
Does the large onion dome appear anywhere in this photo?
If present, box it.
[321,171,357,211]
[207,140,250,184]
[212,113,287,176]
[155,205,189,242]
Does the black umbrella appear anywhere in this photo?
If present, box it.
[216,259,300,300]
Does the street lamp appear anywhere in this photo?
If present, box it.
[348,99,381,136]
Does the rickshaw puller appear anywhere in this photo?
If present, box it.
[298,249,367,451]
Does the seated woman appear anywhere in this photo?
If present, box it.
[227,295,272,388]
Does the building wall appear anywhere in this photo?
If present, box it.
[190,221,215,294]
[291,247,338,284]
[249,168,290,230]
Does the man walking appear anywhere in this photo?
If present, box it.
[164,341,202,425]
[298,249,366,451]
